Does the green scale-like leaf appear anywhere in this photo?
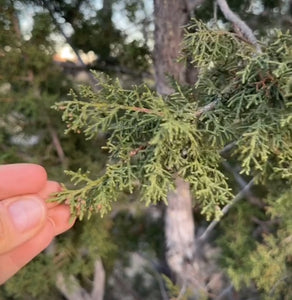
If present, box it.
[52,21,292,224]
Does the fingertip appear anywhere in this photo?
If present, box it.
[48,205,75,236]
[0,195,48,254]
[0,164,47,200]
[38,181,62,209]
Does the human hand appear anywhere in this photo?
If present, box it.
[0,163,75,284]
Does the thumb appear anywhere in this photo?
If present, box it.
[0,196,47,254]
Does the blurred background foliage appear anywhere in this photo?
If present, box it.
[0,0,291,299]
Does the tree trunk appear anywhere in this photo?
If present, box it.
[154,0,189,95]
[153,1,224,298]
[153,0,203,295]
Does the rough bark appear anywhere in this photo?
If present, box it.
[154,0,189,95]
[153,1,225,298]
[153,0,204,296]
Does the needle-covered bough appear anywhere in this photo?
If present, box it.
[52,20,292,223]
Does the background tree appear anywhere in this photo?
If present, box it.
[0,1,162,299]
[153,0,210,296]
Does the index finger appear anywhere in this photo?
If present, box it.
[0,164,47,200]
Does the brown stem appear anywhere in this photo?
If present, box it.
[217,0,261,52]
[130,106,163,116]
[47,120,66,166]
[194,99,218,117]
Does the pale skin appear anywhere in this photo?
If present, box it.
[0,163,75,284]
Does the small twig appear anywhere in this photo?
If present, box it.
[56,273,91,300]
[137,252,168,300]
[219,141,236,156]
[41,0,99,90]
[214,284,233,300]
[129,144,148,157]
[216,0,261,53]
[90,259,106,300]
[199,178,255,241]
[130,106,164,116]
[47,120,67,166]
[213,0,218,23]
[58,60,152,79]
[269,275,289,297]
[126,98,220,158]
[177,282,187,300]
[130,98,218,118]
[194,99,219,117]
[222,161,263,207]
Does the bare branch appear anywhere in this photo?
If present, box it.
[198,178,255,242]
[217,0,261,52]
[222,161,264,207]
[214,284,234,300]
[177,282,187,300]
[41,0,99,90]
[56,273,91,300]
[213,0,218,23]
[90,259,106,300]
[194,99,219,117]
[136,252,169,300]
[219,141,236,156]
[47,120,67,166]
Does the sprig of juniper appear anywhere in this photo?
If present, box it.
[52,21,292,221]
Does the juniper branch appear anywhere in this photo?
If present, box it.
[217,0,261,52]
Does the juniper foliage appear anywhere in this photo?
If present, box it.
[53,20,292,221]
[52,20,292,298]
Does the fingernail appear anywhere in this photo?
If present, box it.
[8,197,45,232]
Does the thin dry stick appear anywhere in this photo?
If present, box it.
[56,273,91,300]
[90,259,106,300]
[194,99,219,117]
[199,178,255,241]
[217,0,261,52]
[137,252,168,300]
[47,120,66,166]
[222,161,264,207]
